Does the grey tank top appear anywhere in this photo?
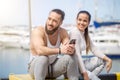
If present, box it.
[47,33,61,64]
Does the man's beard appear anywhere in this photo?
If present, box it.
[45,24,59,35]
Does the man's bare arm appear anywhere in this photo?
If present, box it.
[30,27,59,55]
[60,28,69,44]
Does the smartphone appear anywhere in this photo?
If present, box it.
[69,39,76,44]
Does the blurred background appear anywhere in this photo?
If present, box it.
[0,0,120,79]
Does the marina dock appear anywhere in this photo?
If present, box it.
[8,72,120,80]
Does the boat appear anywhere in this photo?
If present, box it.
[20,34,30,50]
[92,34,120,58]
[82,34,120,58]
[82,23,120,58]
[94,21,120,28]
[0,25,30,49]
[0,34,21,48]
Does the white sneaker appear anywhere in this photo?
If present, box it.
[87,71,101,80]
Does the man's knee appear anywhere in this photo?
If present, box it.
[64,55,74,62]
[63,55,77,67]
[35,56,49,65]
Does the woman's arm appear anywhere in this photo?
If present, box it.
[75,41,89,80]
[90,37,105,58]
[69,29,90,80]
[102,55,112,73]
[90,37,112,73]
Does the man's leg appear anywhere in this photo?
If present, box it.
[28,56,49,80]
[52,55,79,80]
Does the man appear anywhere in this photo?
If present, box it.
[28,9,79,80]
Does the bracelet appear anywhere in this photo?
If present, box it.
[59,47,61,54]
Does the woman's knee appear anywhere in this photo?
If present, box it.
[91,57,105,66]
[98,57,106,66]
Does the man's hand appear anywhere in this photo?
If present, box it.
[60,43,75,55]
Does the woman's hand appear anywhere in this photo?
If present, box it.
[82,72,90,80]
[103,56,112,73]
[106,58,112,73]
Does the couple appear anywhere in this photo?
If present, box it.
[28,9,112,80]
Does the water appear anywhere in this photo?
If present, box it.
[0,47,30,79]
[0,47,120,79]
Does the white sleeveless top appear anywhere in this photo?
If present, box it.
[47,33,61,64]
[29,31,61,64]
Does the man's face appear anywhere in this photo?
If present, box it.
[45,12,62,35]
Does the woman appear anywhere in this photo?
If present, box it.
[69,10,112,80]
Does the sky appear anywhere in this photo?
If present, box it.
[0,0,120,26]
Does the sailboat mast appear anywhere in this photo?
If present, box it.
[94,0,98,21]
[28,0,32,41]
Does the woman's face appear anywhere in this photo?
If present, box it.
[76,13,90,32]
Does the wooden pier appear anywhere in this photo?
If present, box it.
[8,72,120,80]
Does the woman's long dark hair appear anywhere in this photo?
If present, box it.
[76,10,91,54]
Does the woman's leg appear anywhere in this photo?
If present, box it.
[84,57,105,80]
[84,57,105,75]
[87,70,101,80]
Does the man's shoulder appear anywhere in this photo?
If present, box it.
[32,26,45,35]
[33,26,44,32]
[59,27,69,37]
[59,27,67,33]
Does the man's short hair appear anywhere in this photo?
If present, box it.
[51,9,65,21]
